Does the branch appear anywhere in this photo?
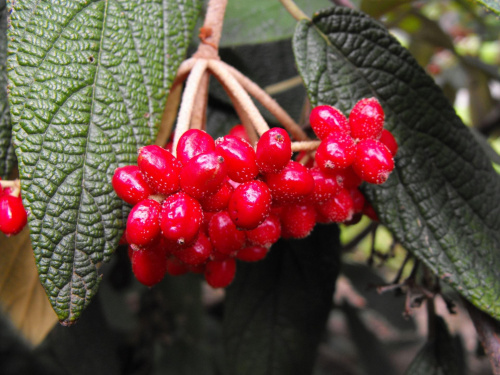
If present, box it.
[172,59,209,156]
[207,59,270,138]
[223,62,309,141]
[279,0,310,21]
[194,0,227,59]
[291,140,320,152]
[156,83,182,147]
[190,71,210,130]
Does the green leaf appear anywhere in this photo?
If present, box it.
[223,225,340,375]
[0,0,14,178]
[7,0,201,324]
[405,316,465,375]
[293,7,500,319]
[221,0,331,47]
[474,0,500,15]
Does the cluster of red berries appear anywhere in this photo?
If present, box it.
[112,98,397,289]
[0,180,28,236]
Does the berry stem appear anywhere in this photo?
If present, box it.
[172,58,209,156]
[223,62,309,141]
[279,0,310,21]
[156,83,182,146]
[190,70,210,130]
[264,76,303,95]
[171,57,196,89]
[291,140,321,152]
[193,0,227,59]
[207,59,270,138]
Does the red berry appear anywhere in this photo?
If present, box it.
[315,189,354,223]
[335,166,363,189]
[310,105,350,139]
[160,192,203,246]
[256,128,292,174]
[280,204,317,239]
[245,213,281,247]
[0,195,27,235]
[363,202,379,221]
[349,98,384,140]
[349,187,365,213]
[199,180,234,212]
[229,124,251,144]
[307,167,342,203]
[131,248,167,287]
[205,258,237,288]
[166,256,189,276]
[379,129,398,156]
[353,139,394,184]
[176,129,216,165]
[215,135,258,182]
[137,145,182,195]
[126,199,162,247]
[174,232,212,266]
[208,211,246,255]
[265,161,314,203]
[112,165,154,205]
[180,151,227,199]
[237,245,269,262]
[315,131,356,172]
[295,151,315,168]
[228,180,271,230]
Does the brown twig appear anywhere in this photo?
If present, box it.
[207,59,270,137]
[223,63,309,141]
[190,71,210,130]
[193,0,227,59]
[291,140,321,152]
[171,58,196,89]
[156,83,182,147]
[172,59,208,155]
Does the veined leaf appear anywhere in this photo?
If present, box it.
[474,0,500,15]
[7,0,201,323]
[293,7,500,319]
[0,0,14,178]
[223,225,340,375]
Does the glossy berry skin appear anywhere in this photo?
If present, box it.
[137,145,182,195]
[265,161,314,203]
[208,211,246,255]
[160,192,203,246]
[237,245,269,262]
[176,129,216,165]
[245,213,281,247]
[180,151,227,199]
[315,131,357,172]
[307,167,342,203]
[352,139,394,184]
[126,199,162,247]
[349,187,366,213]
[112,165,154,205]
[131,248,167,287]
[335,166,363,189]
[166,256,189,276]
[0,195,27,236]
[228,180,271,230]
[174,232,212,266]
[280,204,317,239]
[228,124,251,143]
[310,105,350,139]
[215,135,258,182]
[204,258,237,288]
[349,97,385,140]
[316,189,354,223]
[379,129,398,156]
[256,128,292,174]
[199,180,234,212]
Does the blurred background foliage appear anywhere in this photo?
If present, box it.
[1,0,499,374]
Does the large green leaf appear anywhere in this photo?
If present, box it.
[0,0,14,178]
[220,0,331,47]
[223,225,340,375]
[7,0,201,324]
[293,7,500,319]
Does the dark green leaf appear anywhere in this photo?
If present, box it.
[224,224,340,375]
[405,316,465,375]
[293,7,500,319]
[7,0,201,323]
[221,0,331,47]
[0,0,14,178]
[474,0,500,15]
